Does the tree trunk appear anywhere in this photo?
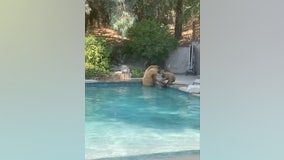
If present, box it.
[174,0,183,40]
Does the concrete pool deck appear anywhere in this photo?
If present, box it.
[175,74,200,85]
[170,74,200,96]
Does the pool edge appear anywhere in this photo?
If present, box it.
[85,80,200,97]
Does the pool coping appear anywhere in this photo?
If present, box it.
[85,78,200,97]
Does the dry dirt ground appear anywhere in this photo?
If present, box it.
[87,25,193,46]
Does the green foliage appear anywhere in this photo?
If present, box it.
[130,66,143,78]
[85,35,111,79]
[123,19,177,65]
[85,63,96,79]
[88,0,200,36]
[111,11,137,36]
[133,0,176,24]
[110,0,138,36]
[183,0,200,23]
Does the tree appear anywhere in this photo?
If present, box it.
[133,0,176,25]
[174,0,183,40]
[183,0,200,23]
[86,0,200,42]
[123,19,177,66]
[110,0,137,36]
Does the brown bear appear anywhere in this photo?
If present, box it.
[162,71,176,85]
[142,65,161,87]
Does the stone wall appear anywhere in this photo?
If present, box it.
[165,47,189,74]
[165,42,200,75]
[193,42,200,75]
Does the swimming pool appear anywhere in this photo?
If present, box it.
[85,82,200,160]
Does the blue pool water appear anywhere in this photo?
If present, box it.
[85,83,200,160]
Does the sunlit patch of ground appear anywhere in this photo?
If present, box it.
[87,26,194,46]
[87,27,127,45]
[168,24,194,46]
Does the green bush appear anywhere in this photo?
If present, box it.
[85,35,111,79]
[130,67,143,78]
[123,19,177,66]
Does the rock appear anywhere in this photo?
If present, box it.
[187,79,200,93]
[188,85,200,93]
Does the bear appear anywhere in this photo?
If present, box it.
[162,71,175,85]
[142,65,161,87]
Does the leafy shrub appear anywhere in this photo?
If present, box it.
[85,63,96,79]
[123,19,177,66]
[130,66,143,78]
[85,35,111,79]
